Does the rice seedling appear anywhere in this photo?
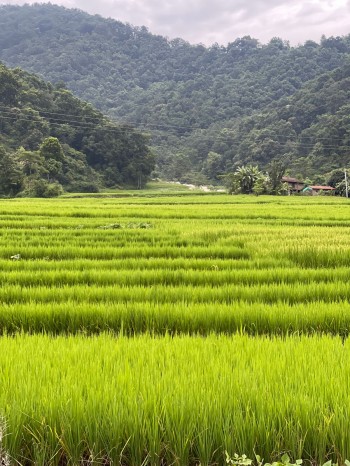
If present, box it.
[0,333,350,465]
[0,196,350,335]
[1,194,350,464]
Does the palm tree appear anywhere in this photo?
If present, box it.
[230,165,263,194]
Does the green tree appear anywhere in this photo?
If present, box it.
[39,138,65,182]
[24,179,63,198]
[203,151,223,181]
[0,64,19,105]
[44,159,63,182]
[327,168,348,196]
[0,145,23,196]
[266,158,288,194]
[16,147,44,176]
[39,137,65,162]
[253,176,267,196]
[226,165,263,194]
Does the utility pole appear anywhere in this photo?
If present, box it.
[345,168,349,198]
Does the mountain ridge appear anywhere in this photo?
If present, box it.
[1,3,350,182]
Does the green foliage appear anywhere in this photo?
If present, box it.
[225,452,253,466]
[265,454,303,466]
[219,66,350,180]
[66,181,99,193]
[266,158,288,194]
[16,147,43,176]
[0,145,23,196]
[20,179,63,198]
[327,168,349,196]
[225,452,303,466]
[226,165,265,194]
[39,137,65,162]
[0,63,19,105]
[0,62,154,195]
[203,151,224,181]
[1,5,350,180]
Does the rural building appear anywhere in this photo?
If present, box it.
[281,176,305,194]
[310,185,335,195]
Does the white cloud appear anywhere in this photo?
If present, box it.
[0,0,350,45]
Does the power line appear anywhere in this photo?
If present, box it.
[0,105,106,122]
[2,108,350,152]
[2,103,349,141]
[1,105,350,150]
[0,105,204,131]
[0,113,151,136]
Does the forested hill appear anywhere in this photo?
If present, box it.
[212,63,350,182]
[0,62,154,197]
[1,4,350,183]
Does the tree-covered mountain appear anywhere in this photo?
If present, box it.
[1,3,350,183]
[0,61,154,196]
[203,63,350,183]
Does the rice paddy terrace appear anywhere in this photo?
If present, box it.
[1,193,350,465]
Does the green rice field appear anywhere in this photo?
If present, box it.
[1,193,350,465]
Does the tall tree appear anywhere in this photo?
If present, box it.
[266,158,288,195]
[0,64,19,105]
[0,145,23,196]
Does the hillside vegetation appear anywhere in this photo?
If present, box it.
[0,61,154,196]
[1,4,350,183]
[219,63,350,181]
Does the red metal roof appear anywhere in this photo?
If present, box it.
[310,186,335,190]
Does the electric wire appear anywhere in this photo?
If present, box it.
[0,103,348,142]
[1,104,350,150]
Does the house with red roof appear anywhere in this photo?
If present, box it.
[302,185,335,195]
[310,185,335,195]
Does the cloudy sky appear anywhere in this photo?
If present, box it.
[1,0,350,46]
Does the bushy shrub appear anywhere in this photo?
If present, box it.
[66,181,100,193]
[19,179,63,198]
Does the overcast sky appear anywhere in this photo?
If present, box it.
[1,0,350,46]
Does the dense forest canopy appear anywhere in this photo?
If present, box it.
[1,4,350,184]
[0,61,154,196]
